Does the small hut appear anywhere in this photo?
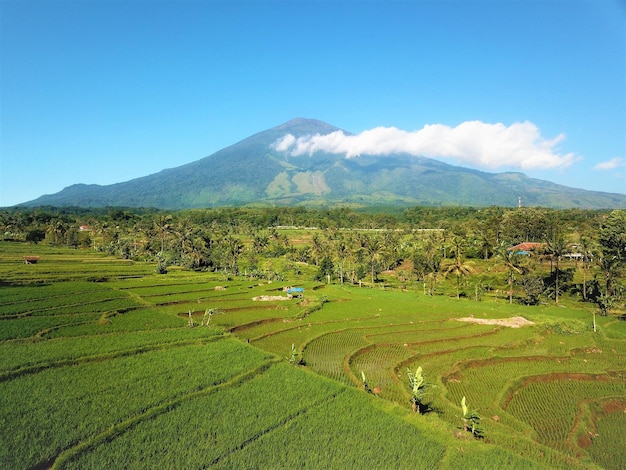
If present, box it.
[286,287,304,299]
[23,256,40,264]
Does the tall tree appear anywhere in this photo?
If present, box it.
[251,231,270,254]
[359,234,388,286]
[332,234,350,284]
[47,219,67,245]
[153,214,173,253]
[501,207,548,245]
[308,233,328,267]
[498,244,526,304]
[442,234,474,299]
[471,210,502,260]
[577,234,596,301]
[222,235,244,274]
[419,231,444,295]
[598,210,626,297]
[543,225,568,304]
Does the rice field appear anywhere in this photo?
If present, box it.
[1,241,624,469]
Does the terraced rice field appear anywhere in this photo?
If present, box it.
[1,242,624,469]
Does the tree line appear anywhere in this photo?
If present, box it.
[1,206,624,315]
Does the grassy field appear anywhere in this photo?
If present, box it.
[0,241,624,469]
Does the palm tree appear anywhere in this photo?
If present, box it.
[442,235,474,299]
[47,219,66,245]
[251,231,269,254]
[419,231,444,295]
[309,233,327,267]
[332,235,350,284]
[471,214,501,260]
[223,235,244,274]
[340,233,360,285]
[174,218,195,261]
[1,212,25,240]
[360,234,388,286]
[382,231,401,270]
[182,233,207,270]
[577,235,595,301]
[153,214,173,254]
[544,229,568,304]
[498,244,526,304]
[597,254,620,298]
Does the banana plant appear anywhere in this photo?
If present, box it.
[286,343,302,365]
[361,371,372,393]
[202,308,220,326]
[461,396,483,438]
[407,366,430,413]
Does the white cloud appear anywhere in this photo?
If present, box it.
[273,121,578,170]
[272,133,296,152]
[594,157,626,170]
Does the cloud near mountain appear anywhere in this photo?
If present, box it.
[273,120,577,170]
[19,117,626,209]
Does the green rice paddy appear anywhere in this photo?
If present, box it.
[1,241,624,469]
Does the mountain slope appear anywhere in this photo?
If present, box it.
[20,118,626,209]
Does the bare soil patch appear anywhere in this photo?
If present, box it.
[602,398,626,414]
[253,295,291,301]
[456,316,535,328]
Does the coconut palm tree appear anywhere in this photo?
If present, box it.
[223,235,244,274]
[251,231,270,254]
[544,228,568,304]
[417,231,444,295]
[442,235,474,299]
[174,218,191,256]
[46,219,67,245]
[498,244,526,304]
[360,234,389,286]
[332,234,350,284]
[153,214,173,254]
[577,235,595,301]
[309,233,327,267]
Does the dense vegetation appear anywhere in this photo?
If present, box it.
[0,206,624,468]
[2,206,624,310]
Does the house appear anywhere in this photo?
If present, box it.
[79,225,91,231]
[508,242,544,255]
[23,256,40,264]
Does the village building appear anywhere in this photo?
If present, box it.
[507,242,544,255]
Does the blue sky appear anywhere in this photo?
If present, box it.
[1,0,624,207]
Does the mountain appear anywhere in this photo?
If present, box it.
[20,118,626,209]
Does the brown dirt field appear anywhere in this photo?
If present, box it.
[456,316,535,328]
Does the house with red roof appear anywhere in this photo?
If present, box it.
[508,242,544,255]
